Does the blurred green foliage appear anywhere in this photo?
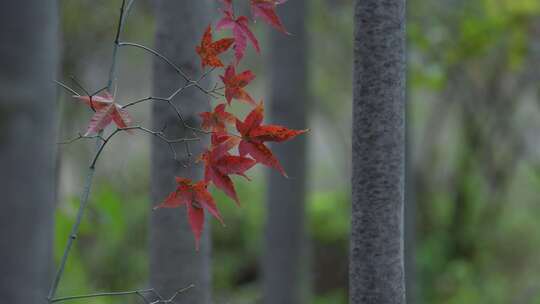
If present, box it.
[55,183,148,303]
[409,0,540,303]
[55,177,349,303]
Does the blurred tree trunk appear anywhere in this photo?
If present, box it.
[350,0,406,303]
[0,1,58,303]
[150,1,212,303]
[405,54,418,304]
[405,107,418,303]
[262,1,309,304]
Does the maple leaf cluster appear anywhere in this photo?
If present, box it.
[165,0,306,249]
[71,0,304,250]
[161,0,307,249]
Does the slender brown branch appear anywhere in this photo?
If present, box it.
[107,0,126,90]
[58,133,105,145]
[89,126,199,168]
[122,96,155,108]
[91,85,108,96]
[148,285,195,304]
[48,0,130,301]
[118,41,190,81]
[54,80,80,96]
[69,75,91,97]
[50,289,154,303]
[122,93,212,135]
[49,284,194,304]
[47,149,98,301]
[118,41,224,98]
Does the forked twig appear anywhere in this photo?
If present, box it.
[118,41,224,98]
[49,284,195,304]
[88,126,200,168]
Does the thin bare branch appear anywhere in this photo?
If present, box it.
[58,133,105,145]
[50,289,154,303]
[121,93,211,135]
[89,126,200,168]
[91,85,108,96]
[197,66,216,84]
[69,75,91,97]
[125,0,136,19]
[122,96,155,108]
[54,80,80,96]
[107,0,126,91]
[118,41,224,99]
[149,285,195,304]
[48,284,194,304]
[48,0,131,301]
[118,41,190,81]
[47,156,98,301]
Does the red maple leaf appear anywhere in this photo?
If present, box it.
[74,92,132,136]
[155,177,224,250]
[217,1,260,64]
[200,134,256,204]
[250,0,289,34]
[235,102,307,177]
[220,65,256,106]
[199,103,236,133]
[196,25,235,68]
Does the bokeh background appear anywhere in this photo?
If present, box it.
[18,0,540,303]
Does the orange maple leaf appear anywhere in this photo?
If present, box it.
[196,25,235,68]
[236,102,307,177]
